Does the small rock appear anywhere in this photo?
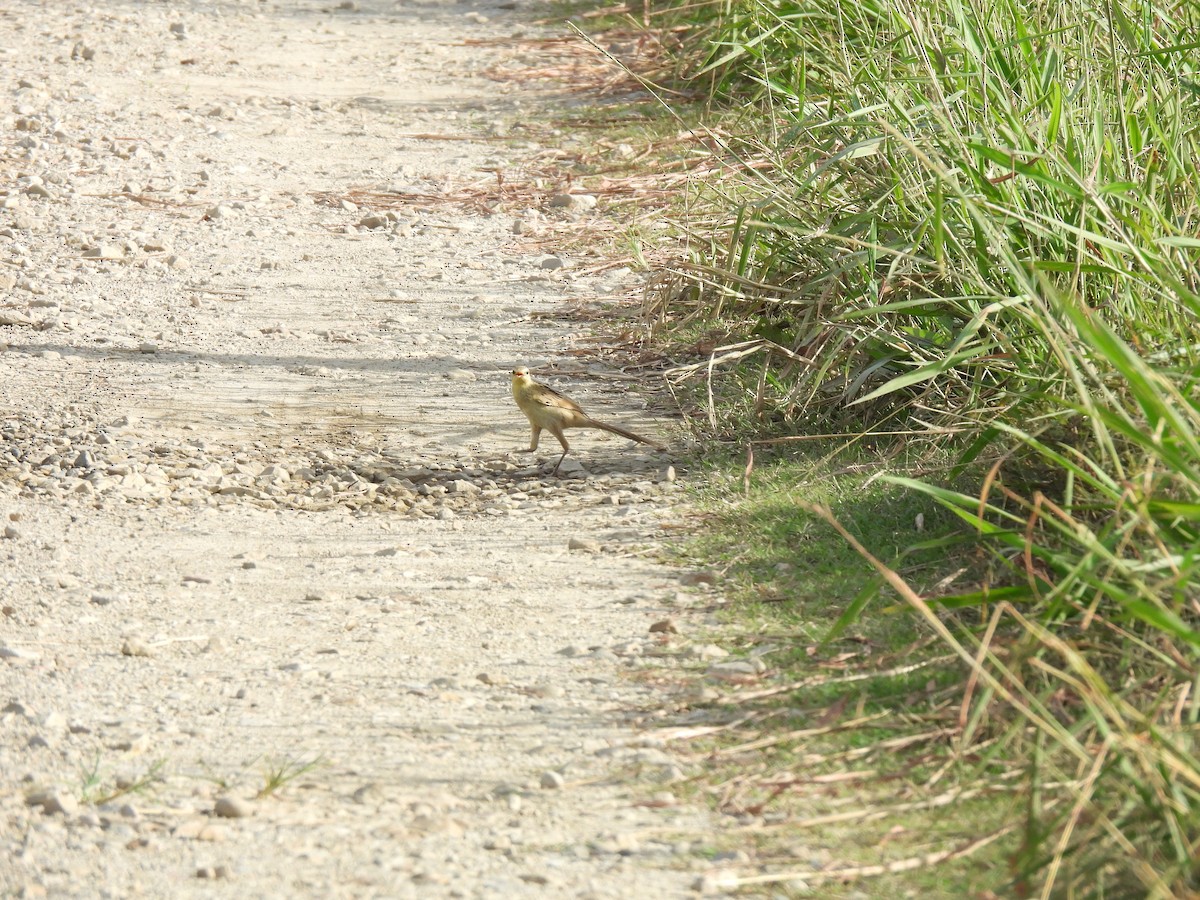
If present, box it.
[680,571,717,587]
[567,537,600,552]
[212,795,252,819]
[0,310,33,326]
[26,789,79,816]
[694,870,741,894]
[547,193,597,212]
[539,771,565,790]
[649,618,677,634]
[120,638,155,658]
[82,243,124,260]
[0,645,41,661]
[538,255,566,270]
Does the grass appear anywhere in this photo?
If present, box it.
[255,755,325,800]
[78,755,166,806]
[657,450,1025,892]
[582,0,1200,891]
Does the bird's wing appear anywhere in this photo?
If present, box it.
[531,384,584,414]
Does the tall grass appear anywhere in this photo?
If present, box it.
[630,0,1200,893]
[652,0,1200,427]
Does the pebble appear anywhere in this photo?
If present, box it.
[120,638,155,658]
[26,788,79,816]
[83,243,124,260]
[0,645,41,661]
[213,795,253,819]
[567,536,600,552]
[547,193,597,212]
[694,870,741,894]
[539,771,565,789]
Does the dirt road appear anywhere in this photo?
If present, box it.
[0,1,722,896]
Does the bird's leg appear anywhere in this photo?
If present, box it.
[522,424,541,453]
[550,430,570,475]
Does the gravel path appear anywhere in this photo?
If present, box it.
[0,2,724,896]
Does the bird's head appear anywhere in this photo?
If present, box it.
[511,366,532,383]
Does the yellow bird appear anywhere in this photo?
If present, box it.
[510,366,665,473]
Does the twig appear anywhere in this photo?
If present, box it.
[709,714,889,757]
[721,824,1015,887]
[718,655,958,704]
[651,713,764,743]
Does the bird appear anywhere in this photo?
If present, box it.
[510,366,665,473]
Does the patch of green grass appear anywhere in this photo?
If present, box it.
[255,755,325,800]
[78,755,166,806]
[679,447,967,639]
[658,447,1036,893]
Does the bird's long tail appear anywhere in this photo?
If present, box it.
[584,417,665,451]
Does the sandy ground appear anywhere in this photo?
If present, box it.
[0,1,731,896]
